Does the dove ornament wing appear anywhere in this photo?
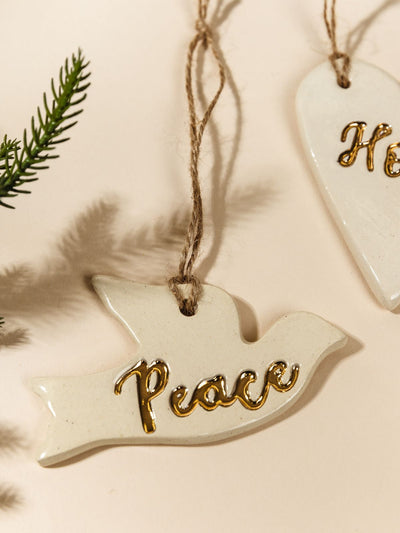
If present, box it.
[33,277,347,467]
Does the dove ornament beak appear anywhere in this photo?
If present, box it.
[33,277,347,467]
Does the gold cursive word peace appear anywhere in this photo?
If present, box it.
[114,359,299,433]
[338,121,400,177]
[170,361,299,417]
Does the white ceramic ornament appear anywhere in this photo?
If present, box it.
[297,60,400,310]
[33,276,346,467]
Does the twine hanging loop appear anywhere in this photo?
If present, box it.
[169,0,225,316]
[324,0,351,88]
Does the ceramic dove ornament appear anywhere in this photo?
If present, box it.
[297,60,400,310]
[32,276,347,467]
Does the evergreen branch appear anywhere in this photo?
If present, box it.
[0,49,90,208]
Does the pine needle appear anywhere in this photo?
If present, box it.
[0,49,90,208]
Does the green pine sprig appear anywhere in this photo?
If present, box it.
[0,50,90,326]
[0,49,90,208]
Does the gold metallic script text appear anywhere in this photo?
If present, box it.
[338,121,400,177]
[114,359,300,433]
[114,359,169,433]
[170,361,299,417]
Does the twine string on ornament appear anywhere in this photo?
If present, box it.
[169,0,226,316]
[324,0,351,88]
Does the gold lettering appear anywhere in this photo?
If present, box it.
[170,361,300,417]
[385,142,400,178]
[114,359,169,433]
[338,121,392,171]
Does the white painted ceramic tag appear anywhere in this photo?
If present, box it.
[297,60,400,310]
[33,276,346,466]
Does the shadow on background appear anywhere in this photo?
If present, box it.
[0,425,24,455]
[0,328,29,351]
[0,425,24,512]
[0,174,273,327]
[0,487,22,511]
[345,0,400,57]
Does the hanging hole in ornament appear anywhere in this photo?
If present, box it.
[180,299,197,317]
[330,52,351,89]
[339,77,351,89]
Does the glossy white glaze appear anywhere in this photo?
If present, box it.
[297,60,400,310]
[33,277,347,466]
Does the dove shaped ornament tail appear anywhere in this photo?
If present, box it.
[33,277,347,467]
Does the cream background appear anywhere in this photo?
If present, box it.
[0,0,399,531]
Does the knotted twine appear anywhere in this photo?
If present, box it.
[324,0,351,88]
[168,0,226,316]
